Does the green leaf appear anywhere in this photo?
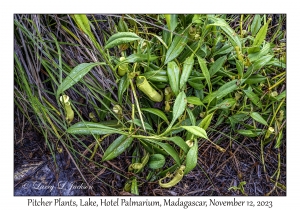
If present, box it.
[171,91,187,125]
[141,108,169,124]
[248,18,271,54]
[131,178,139,195]
[199,112,214,130]
[210,98,236,111]
[251,55,273,71]
[212,43,233,57]
[274,130,283,149]
[142,70,168,83]
[184,139,198,175]
[236,59,244,78]
[146,139,181,166]
[186,108,196,126]
[237,129,262,137]
[250,112,268,126]
[67,122,126,135]
[118,74,129,104]
[57,62,105,96]
[168,136,189,154]
[148,154,166,169]
[167,61,180,95]
[128,119,154,131]
[165,14,178,32]
[140,140,168,156]
[244,74,266,85]
[181,126,208,139]
[243,89,262,108]
[208,16,242,50]
[248,43,270,62]
[164,29,189,64]
[203,79,243,103]
[105,32,141,49]
[120,54,158,63]
[73,15,92,36]
[251,15,262,36]
[102,135,134,161]
[179,54,194,90]
[197,56,212,93]
[186,96,204,106]
[187,77,204,90]
[209,55,227,77]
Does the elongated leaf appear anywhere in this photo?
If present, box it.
[128,119,153,131]
[148,154,166,169]
[171,91,187,125]
[251,15,262,36]
[70,120,121,128]
[208,16,242,50]
[245,74,266,85]
[102,135,133,161]
[210,98,236,111]
[243,89,262,108]
[120,54,158,63]
[73,15,92,36]
[186,108,196,126]
[67,122,126,135]
[168,136,189,153]
[275,90,286,101]
[165,14,178,32]
[203,79,243,103]
[188,77,204,90]
[184,139,198,175]
[68,121,114,129]
[105,32,141,49]
[199,112,214,130]
[250,112,268,126]
[213,43,233,57]
[248,43,270,62]
[198,56,212,93]
[237,129,262,137]
[181,126,208,139]
[187,96,204,106]
[118,74,129,103]
[167,61,180,95]
[57,62,105,96]
[252,55,273,71]
[180,54,194,90]
[248,18,271,54]
[274,130,283,149]
[146,139,181,166]
[140,140,168,155]
[141,108,169,124]
[236,59,244,78]
[142,70,168,83]
[164,29,189,64]
[210,55,227,77]
[131,178,139,195]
